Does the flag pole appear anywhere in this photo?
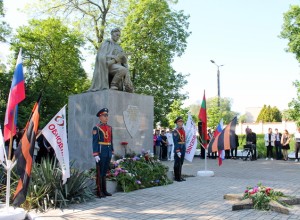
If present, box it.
[8,108,16,160]
[0,125,8,165]
[197,90,214,177]
[5,160,17,210]
[4,108,17,210]
[198,139,214,176]
[198,135,208,171]
[205,148,207,171]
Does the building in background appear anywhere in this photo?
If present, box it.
[245,107,262,123]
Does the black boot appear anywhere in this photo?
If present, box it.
[102,176,112,196]
[96,171,105,198]
[174,165,181,182]
[179,165,186,181]
[173,167,178,181]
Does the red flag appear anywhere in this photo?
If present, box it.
[198,91,208,148]
[218,150,225,166]
[13,96,41,207]
[208,117,238,154]
[4,49,25,141]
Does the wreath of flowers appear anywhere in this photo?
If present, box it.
[242,183,288,210]
[107,149,171,192]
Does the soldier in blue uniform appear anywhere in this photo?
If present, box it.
[172,116,186,182]
[92,108,114,197]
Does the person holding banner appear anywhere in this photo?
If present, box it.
[92,108,114,198]
[173,116,186,182]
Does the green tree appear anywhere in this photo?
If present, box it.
[0,0,12,43]
[9,18,90,127]
[0,68,12,125]
[280,8,300,126]
[256,105,282,123]
[166,99,189,129]
[189,97,238,129]
[23,0,190,126]
[121,0,190,126]
[280,5,300,61]
[287,80,300,126]
[25,0,128,51]
[238,114,247,123]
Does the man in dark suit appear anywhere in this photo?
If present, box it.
[92,108,114,198]
[274,128,282,160]
[231,134,239,159]
[246,129,257,160]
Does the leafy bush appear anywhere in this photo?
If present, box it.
[0,165,6,202]
[9,157,94,211]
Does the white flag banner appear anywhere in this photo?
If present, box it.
[0,126,5,163]
[184,113,197,162]
[42,105,70,184]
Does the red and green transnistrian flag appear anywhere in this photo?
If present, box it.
[198,91,208,148]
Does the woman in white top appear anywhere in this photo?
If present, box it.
[264,128,275,160]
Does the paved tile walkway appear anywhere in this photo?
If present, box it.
[27,158,300,220]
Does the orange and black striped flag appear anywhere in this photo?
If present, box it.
[12,95,41,207]
[208,116,237,154]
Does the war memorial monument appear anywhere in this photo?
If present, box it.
[68,28,153,170]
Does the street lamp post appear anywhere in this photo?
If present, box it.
[210,60,224,107]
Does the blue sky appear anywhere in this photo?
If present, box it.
[1,0,300,114]
[171,0,300,114]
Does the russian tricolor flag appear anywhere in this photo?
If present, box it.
[214,119,224,166]
[214,118,223,137]
[4,49,25,141]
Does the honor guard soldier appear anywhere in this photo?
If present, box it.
[173,116,186,182]
[92,108,114,197]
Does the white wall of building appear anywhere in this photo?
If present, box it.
[236,121,297,135]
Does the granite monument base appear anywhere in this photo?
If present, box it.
[68,90,154,171]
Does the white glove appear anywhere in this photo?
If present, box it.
[13,140,17,150]
[95,156,100,163]
[177,152,181,158]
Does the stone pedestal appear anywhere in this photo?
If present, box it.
[68,90,154,170]
[0,205,26,220]
[197,170,214,177]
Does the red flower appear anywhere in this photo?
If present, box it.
[265,187,271,195]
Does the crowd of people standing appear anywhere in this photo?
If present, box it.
[153,129,173,161]
[263,127,300,161]
[3,127,54,163]
[153,125,300,162]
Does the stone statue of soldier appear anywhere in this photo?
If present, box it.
[87,28,134,93]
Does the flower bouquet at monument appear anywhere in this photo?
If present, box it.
[108,150,172,192]
[242,183,288,210]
